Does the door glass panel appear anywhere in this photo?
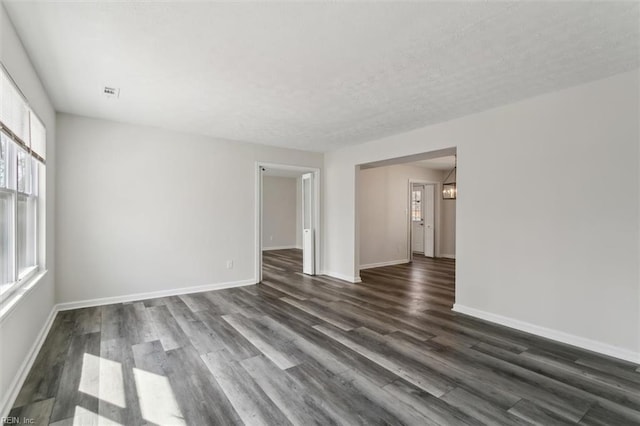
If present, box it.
[411,189,422,221]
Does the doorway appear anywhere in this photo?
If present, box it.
[356,148,456,274]
[356,149,457,309]
[410,183,435,258]
[255,162,320,283]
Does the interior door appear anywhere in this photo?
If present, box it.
[302,172,315,275]
[423,184,435,257]
[411,185,425,253]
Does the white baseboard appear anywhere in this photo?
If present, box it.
[323,271,362,284]
[262,245,300,251]
[2,277,256,416]
[439,254,456,259]
[2,278,258,417]
[452,303,640,364]
[57,279,256,311]
[359,259,409,270]
[1,306,58,419]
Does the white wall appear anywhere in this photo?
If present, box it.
[358,164,452,267]
[440,197,456,258]
[0,2,57,416]
[56,113,322,304]
[325,70,640,361]
[263,176,298,249]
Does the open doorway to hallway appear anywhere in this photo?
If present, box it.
[255,163,320,283]
[262,168,304,276]
[407,155,457,262]
[357,149,457,304]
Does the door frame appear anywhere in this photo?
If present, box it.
[410,184,426,254]
[407,179,439,262]
[255,162,321,283]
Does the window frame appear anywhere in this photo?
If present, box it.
[0,63,45,303]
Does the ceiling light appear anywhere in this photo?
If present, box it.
[442,156,457,200]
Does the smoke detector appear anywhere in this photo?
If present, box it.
[103,86,120,98]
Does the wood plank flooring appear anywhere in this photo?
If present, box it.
[7,249,640,425]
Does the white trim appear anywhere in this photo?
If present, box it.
[359,259,409,270]
[262,245,299,251]
[255,162,263,282]
[1,278,257,418]
[452,303,640,364]
[0,270,48,322]
[1,305,57,419]
[57,279,255,311]
[440,254,456,259]
[323,271,362,283]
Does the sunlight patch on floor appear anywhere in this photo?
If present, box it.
[78,353,126,408]
[133,368,186,426]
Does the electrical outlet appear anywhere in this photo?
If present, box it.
[270,235,273,241]
[226,260,233,269]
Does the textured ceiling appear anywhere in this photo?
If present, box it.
[3,1,639,152]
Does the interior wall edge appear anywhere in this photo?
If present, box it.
[56,278,256,312]
[0,305,57,420]
[262,245,300,251]
[452,303,640,364]
[359,259,410,270]
[322,271,362,284]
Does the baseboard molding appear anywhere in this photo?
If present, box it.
[2,278,258,417]
[1,306,58,419]
[57,279,256,311]
[262,245,300,251]
[323,271,362,284]
[439,254,456,259]
[359,259,409,270]
[452,303,640,364]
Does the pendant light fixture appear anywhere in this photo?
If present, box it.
[442,155,457,200]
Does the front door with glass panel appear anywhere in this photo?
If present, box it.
[411,185,425,253]
[411,183,435,257]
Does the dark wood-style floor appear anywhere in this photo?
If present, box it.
[7,249,640,425]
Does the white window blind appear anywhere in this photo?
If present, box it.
[30,113,46,161]
[0,69,30,144]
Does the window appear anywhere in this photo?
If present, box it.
[411,189,422,221]
[0,64,45,299]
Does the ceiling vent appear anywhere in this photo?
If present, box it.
[103,86,120,98]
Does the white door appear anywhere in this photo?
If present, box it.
[411,185,425,253]
[302,172,315,275]
[411,184,435,257]
[423,184,435,257]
